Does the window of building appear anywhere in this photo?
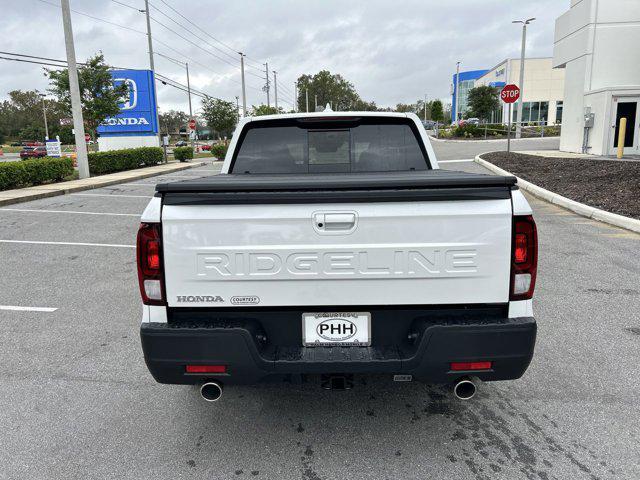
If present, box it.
[512,101,550,124]
[555,101,563,124]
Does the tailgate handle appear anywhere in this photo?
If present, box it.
[314,212,356,231]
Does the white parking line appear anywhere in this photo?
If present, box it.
[0,305,58,313]
[70,193,153,199]
[0,239,135,248]
[438,159,475,163]
[0,208,139,217]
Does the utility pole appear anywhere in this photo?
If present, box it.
[513,18,535,139]
[264,62,270,107]
[239,52,247,116]
[60,0,89,179]
[273,70,278,111]
[39,93,49,139]
[235,96,240,122]
[454,61,461,126]
[294,83,297,112]
[185,62,194,151]
[424,93,427,122]
[144,0,162,149]
[305,89,309,112]
[156,53,194,149]
[314,94,318,111]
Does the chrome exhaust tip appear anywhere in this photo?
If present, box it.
[453,377,477,400]
[200,382,223,402]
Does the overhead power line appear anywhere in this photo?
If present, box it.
[0,51,211,99]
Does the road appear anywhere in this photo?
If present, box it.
[0,137,638,480]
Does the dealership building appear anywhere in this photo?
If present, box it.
[450,69,488,123]
[474,58,566,125]
[553,0,640,156]
[452,59,565,124]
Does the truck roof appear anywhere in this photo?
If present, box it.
[240,110,416,123]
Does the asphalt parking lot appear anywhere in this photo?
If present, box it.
[1,139,639,480]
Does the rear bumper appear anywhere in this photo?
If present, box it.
[140,308,536,385]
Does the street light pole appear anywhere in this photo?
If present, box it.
[239,52,247,116]
[294,82,297,112]
[513,17,535,139]
[305,88,309,112]
[39,93,49,140]
[60,0,89,179]
[454,61,461,126]
[235,96,240,122]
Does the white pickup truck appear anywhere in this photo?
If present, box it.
[137,111,537,401]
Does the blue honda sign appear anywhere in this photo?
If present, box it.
[97,69,158,136]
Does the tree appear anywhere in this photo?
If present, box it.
[47,53,128,138]
[431,100,444,122]
[296,70,376,112]
[158,110,188,135]
[251,104,282,116]
[352,99,379,111]
[201,97,237,138]
[395,103,415,113]
[467,86,499,122]
[0,90,67,141]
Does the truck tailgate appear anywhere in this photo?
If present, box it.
[158,171,515,308]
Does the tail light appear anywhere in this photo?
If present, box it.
[137,223,166,305]
[510,215,538,300]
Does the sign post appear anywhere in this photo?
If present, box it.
[500,84,520,155]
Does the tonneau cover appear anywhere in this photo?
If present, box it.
[156,170,517,193]
[156,171,517,205]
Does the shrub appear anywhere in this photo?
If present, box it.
[210,143,228,159]
[87,147,163,175]
[453,124,480,138]
[0,157,74,191]
[173,146,193,162]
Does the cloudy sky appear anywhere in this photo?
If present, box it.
[1,0,569,114]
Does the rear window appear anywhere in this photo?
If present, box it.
[231,118,429,174]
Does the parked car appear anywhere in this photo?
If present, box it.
[138,111,538,402]
[467,118,480,126]
[422,120,437,129]
[201,145,211,151]
[20,146,48,159]
[10,141,22,147]
[175,141,188,147]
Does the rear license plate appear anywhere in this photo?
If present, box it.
[302,312,371,346]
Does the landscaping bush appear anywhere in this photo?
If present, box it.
[87,147,163,175]
[173,146,193,162]
[210,143,228,159]
[0,157,74,191]
[453,124,481,138]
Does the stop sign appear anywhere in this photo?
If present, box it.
[188,119,196,130]
[85,133,91,142]
[500,84,520,104]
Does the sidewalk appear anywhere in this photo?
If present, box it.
[0,160,206,207]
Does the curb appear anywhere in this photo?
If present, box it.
[0,161,207,207]
[474,154,640,234]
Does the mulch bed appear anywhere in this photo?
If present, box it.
[482,152,640,220]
